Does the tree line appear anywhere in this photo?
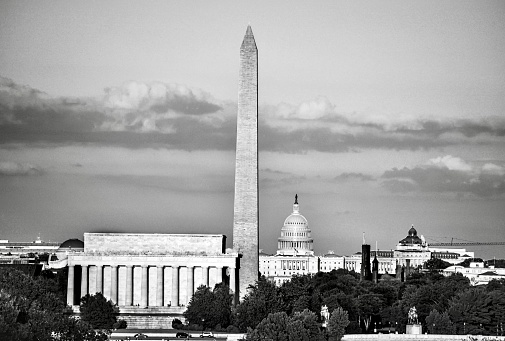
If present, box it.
[0,267,124,341]
[184,267,505,339]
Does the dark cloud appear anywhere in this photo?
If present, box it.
[381,164,505,197]
[334,172,375,182]
[395,119,505,139]
[0,161,43,176]
[259,124,456,153]
[1,77,504,153]
[150,93,222,115]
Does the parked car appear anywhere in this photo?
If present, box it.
[200,331,214,338]
[134,333,148,340]
[176,332,191,338]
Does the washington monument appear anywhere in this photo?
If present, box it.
[233,25,259,300]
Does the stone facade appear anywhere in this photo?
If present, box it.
[233,25,259,300]
[84,233,225,255]
[66,233,238,327]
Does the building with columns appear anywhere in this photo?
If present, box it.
[259,196,319,285]
[66,233,238,328]
[62,26,259,327]
[259,201,474,284]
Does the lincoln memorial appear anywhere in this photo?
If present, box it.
[66,233,239,327]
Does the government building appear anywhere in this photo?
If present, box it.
[259,197,475,284]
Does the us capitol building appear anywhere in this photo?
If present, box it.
[259,195,476,286]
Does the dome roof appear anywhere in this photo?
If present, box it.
[284,213,308,226]
[59,238,84,249]
[408,226,417,237]
[399,225,422,245]
[277,195,314,256]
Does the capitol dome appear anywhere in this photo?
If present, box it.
[277,195,314,256]
[284,212,308,226]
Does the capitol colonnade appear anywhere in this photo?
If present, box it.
[66,233,239,308]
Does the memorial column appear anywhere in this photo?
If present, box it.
[216,266,223,284]
[80,265,88,299]
[229,267,236,292]
[187,266,194,303]
[110,265,118,304]
[229,266,236,305]
[202,266,209,287]
[171,265,179,306]
[66,265,75,306]
[156,266,163,306]
[125,265,133,306]
[96,265,103,294]
[141,265,148,307]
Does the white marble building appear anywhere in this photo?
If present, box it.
[66,233,238,328]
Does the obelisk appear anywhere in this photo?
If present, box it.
[233,25,258,300]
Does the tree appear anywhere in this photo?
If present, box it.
[80,292,118,330]
[184,285,215,328]
[447,287,503,335]
[184,284,233,329]
[291,309,325,341]
[357,294,383,332]
[211,283,233,328]
[280,274,313,315]
[246,312,290,341]
[0,267,107,341]
[457,258,483,267]
[234,276,284,331]
[327,307,349,341]
[425,309,454,334]
[246,310,324,341]
[486,278,505,292]
[424,258,451,271]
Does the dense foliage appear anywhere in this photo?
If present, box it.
[245,310,326,341]
[80,292,119,330]
[0,267,107,341]
[184,283,233,330]
[327,307,350,341]
[184,262,505,338]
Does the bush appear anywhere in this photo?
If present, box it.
[172,318,183,329]
[80,292,118,330]
[226,325,240,333]
[113,319,127,330]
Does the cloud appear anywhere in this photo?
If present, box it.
[334,172,375,182]
[381,155,505,197]
[427,155,473,172]
[1,77,504,153]
[0,161,43,176]
[0,76,235,149]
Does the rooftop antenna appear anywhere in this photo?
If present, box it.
[362,232,366,245]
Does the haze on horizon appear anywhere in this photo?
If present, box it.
[0,0,504,260]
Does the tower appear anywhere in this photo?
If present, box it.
[233,25,259,300]
[372,242,379,284]
[360,233,371,281]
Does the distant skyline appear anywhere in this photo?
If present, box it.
[0,1,504,259]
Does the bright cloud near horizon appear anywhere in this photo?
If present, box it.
[1,1,504,260]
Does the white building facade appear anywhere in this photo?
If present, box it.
[259,201,477,284]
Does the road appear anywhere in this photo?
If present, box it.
[109,331,230,341]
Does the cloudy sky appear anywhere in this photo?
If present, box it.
[1,1,504,260]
